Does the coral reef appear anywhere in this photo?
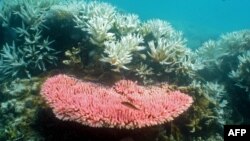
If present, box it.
[1,0,250,140]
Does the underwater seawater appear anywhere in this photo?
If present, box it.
[103,0,250,49]
[0,0,250,141]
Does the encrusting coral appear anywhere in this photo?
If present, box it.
[0,77,43,141]
[41,74,193,129]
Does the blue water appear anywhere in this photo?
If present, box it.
[102,0,250,48]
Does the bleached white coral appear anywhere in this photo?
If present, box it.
[204,81,229,125]
[190,80,229,125]
[140,19,174,39]
[135,63,154,84]
[74,1,116,46]
[174,52,204,77]
[100,33,145,71]
[86,16,115,46]
[194,40,228,70]
[114,13,140,35]
[195,30,250,73]
[196,30,250,62]
[190,80,227,104]
[195,40,226,62]
[205,82,227,101]
[147,33,185,65]
[86,1,116,20]
[229,51,250,91]
[219,30,250,54]
[48,0,84,20]
[119,33,145,51]
[146,31,200,78]
[100,41,132,71]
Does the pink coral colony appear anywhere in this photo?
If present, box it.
[41,74,193,129]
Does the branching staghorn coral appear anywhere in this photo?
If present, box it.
[194,30,250,130]
[23,36,58,71]
[147,36,184,65]
[190,80,230,126]
[100,33,145,71]
[0,0,59,28]
[195,30,250,80]
[48,0,83,21]
[74,1,116,46]
[174,53,204,78]
[14,1,45,29]
[140,19,174,39]
[203,82,229,125]
[220,30,250,54]
[13,13,60,69]
[114,13,140,35]
[203,82,227,105]
[0,29,59,81]
[72,1,200,82]
[86,16,116,46]
[0,0,60,80]
[0,42,29,81]
[229,51,250,92]
[13,21,59,70]
[181,80,230,134]
[195,40,226,66]
[0,0,14,27]
[196,30,250,65]
[135,63,154,84]
[146,31,200,79]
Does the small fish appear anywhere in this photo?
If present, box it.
[121,101,140,110]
